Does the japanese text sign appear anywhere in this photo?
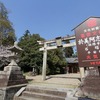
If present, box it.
[75,17,100,67]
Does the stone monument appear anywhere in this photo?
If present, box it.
[78,67,100,99]
[0,42,27,100]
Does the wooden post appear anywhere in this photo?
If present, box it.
[79,67,85,81]
[42,42,47,81]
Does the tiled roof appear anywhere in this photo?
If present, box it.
[66,57,78,63]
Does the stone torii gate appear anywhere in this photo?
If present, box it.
[38,35,84,81]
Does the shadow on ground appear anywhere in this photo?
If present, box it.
[78,97,96,100]
[26,79,33,82]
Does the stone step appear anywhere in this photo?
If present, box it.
[26,86,67,97]
[14,85,67,100]
[14,96,44,100]
[22,91,66,100]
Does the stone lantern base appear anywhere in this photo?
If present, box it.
[0,60,28,100]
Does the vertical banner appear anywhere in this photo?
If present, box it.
[75,17,100,67]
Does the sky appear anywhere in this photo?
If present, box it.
[1,0,100,41]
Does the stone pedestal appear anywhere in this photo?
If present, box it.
[0,60,27,87]
[78,67,100,99]
[0,60,27,100]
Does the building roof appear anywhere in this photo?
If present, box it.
[72,16,100,31]
[66,57,78,63]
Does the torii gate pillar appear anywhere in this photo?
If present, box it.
[42,42,47,81]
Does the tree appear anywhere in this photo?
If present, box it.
[0,2,16,70]
[0,2,16,46]
[18,31,44,74]
[18,31,67,75]
[63,40,74,57]
[47,48,67,75]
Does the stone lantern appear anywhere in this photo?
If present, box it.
[0,42,27,100]
[4,42,22,71]
[2,42,28,86]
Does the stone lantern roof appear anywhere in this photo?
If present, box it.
[8,42,23,53]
